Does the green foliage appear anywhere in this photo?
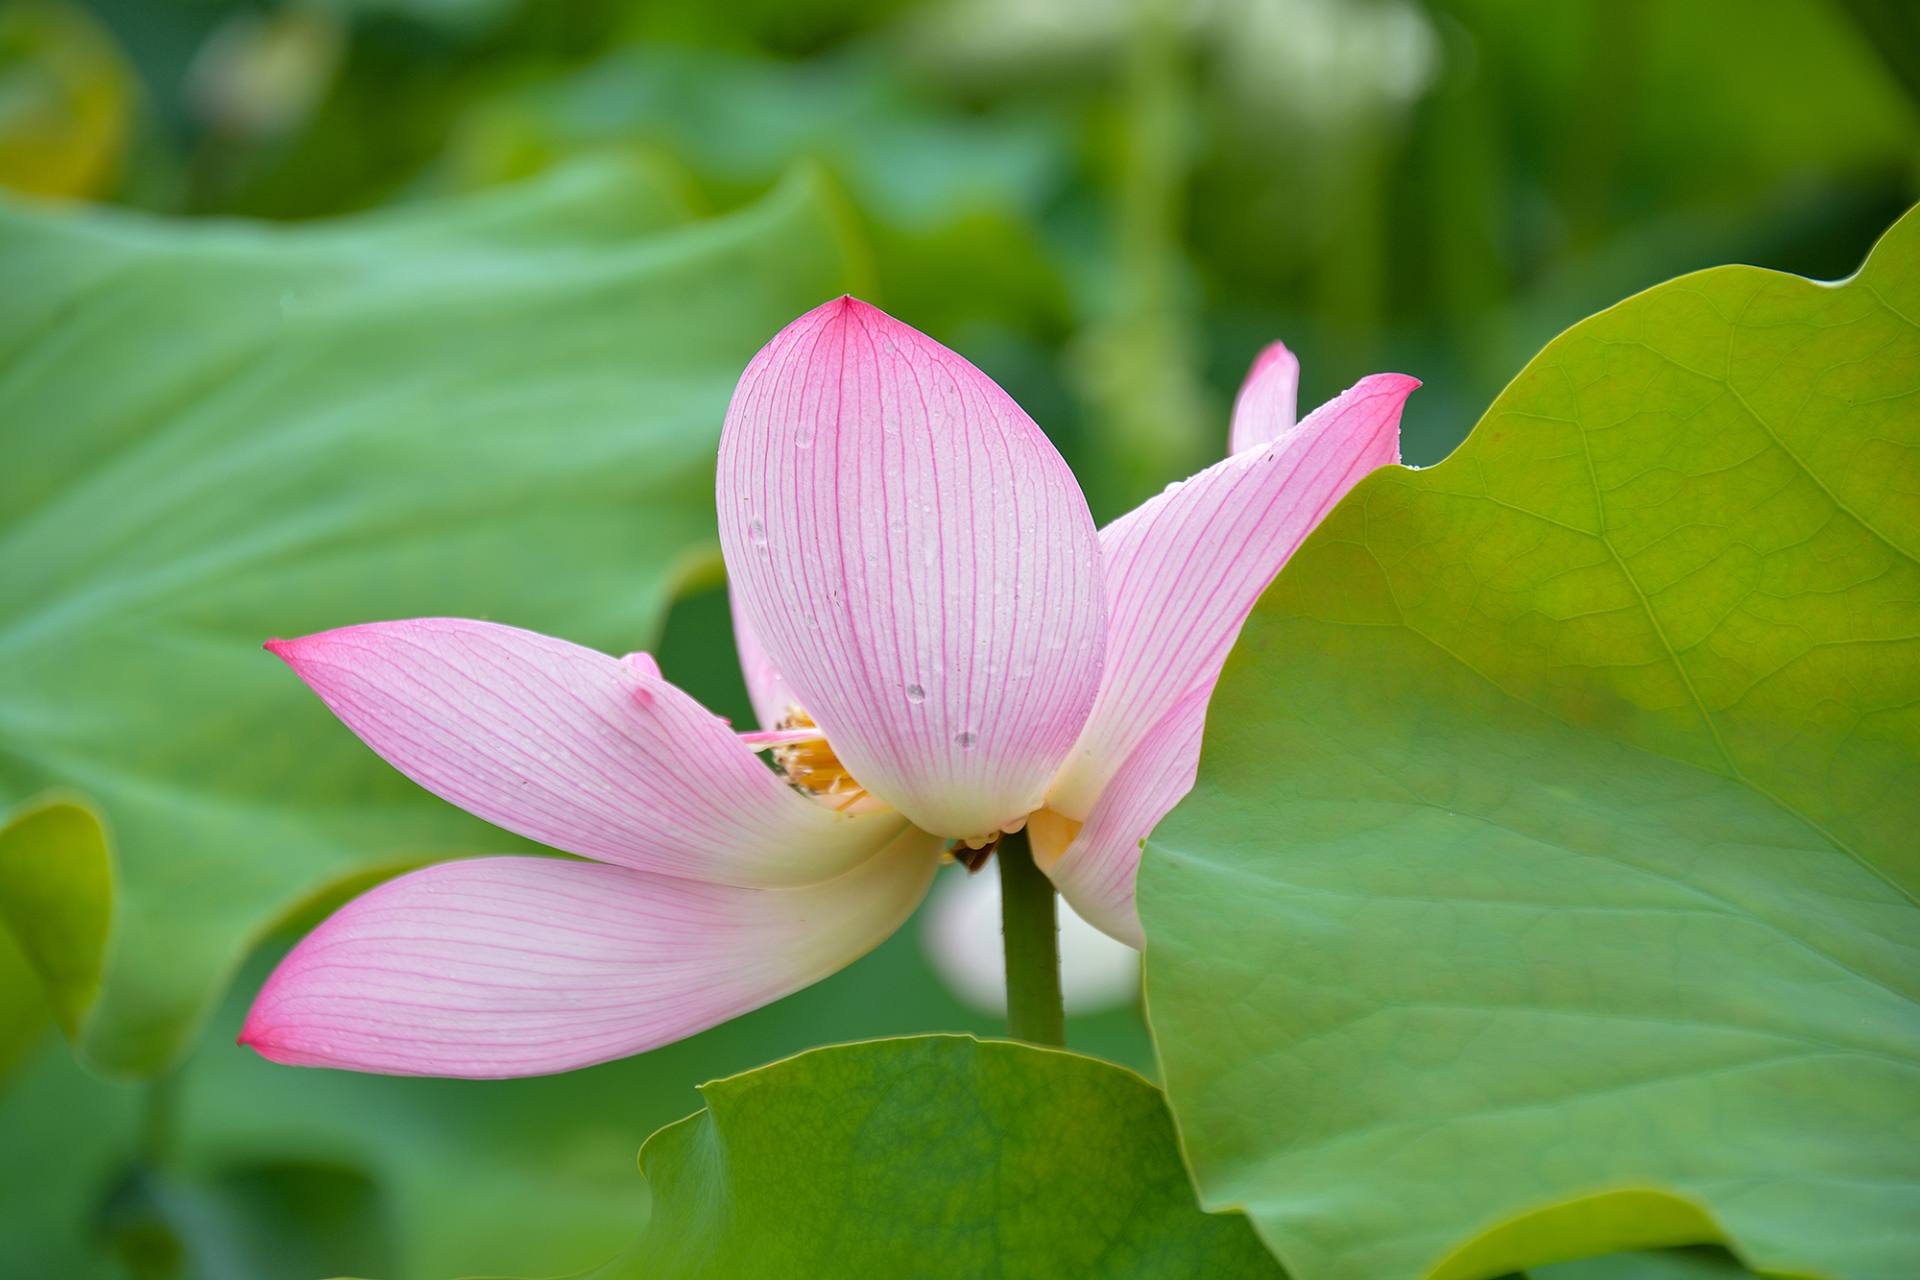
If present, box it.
[1,2,1913,1274]
[1537,1246,1761,1280]
[0,157,860,1076]
[1140,211,1920,1278]
[100,1160,396,1280]
[0,0,130,198]
[442,44,1072,342]
[0,796,111,1037]
[596,1036,1280,1279]
[0,922,54,1081]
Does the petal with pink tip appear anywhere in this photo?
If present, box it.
[717,297,1105,839]
[268,618,903,887]
[240,829,942,1078]
[729,581,797,731]
[1042,683,1209,949]
[1228,341,1300,455]
[1048,373,1415,819]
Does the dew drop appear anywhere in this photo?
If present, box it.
[905,683,926,704]
[795,423,816,449]
[954,729,977,750]
[748,518,768,548]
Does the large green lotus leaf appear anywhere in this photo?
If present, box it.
[1140,207,1920,1280]
[579,1034,1279,1280]
[0,157,859,1077]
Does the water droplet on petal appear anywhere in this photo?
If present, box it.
[905,683,926,704]
[748,518,768,548]
[955,730,977,750]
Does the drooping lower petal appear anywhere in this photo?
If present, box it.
[717,296,1106,838]
[1048,372,1416,819]
[1041,684,1209,949]
[239,828,943,1078]
[268,618,903,887]
[1228,340,1300,454]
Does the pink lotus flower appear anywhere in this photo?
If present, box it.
[241,298,1413,1078]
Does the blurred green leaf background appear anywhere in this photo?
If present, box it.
[1,0,1914,1275]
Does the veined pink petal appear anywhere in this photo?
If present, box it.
[1228,340,1300,454]
[267,618,904,887]
[729,582,796,731]
[737,727,824,748]
[717,297,1105,839]
[240,829,942,1078]
[1041,684,1209,949]
[1048,373,1415,818]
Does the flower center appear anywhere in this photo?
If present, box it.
[950,814,1029,873]
[769,709,872,812]
[761,707,1032,870]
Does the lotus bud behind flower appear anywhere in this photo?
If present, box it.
[241,297,1415,1078]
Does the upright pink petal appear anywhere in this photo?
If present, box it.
[268,618,903,887]
[729,582,797,731]
[1048,373,1415,818]
[717,297,1105,839]
[240,829,942,1078]
[1228,340,1300,454]
[1042,684,1210,949]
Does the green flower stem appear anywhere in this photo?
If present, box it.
[996,829,1065,1047]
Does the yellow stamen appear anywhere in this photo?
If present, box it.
[772,708,872,810]
[768,708,1050,870]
